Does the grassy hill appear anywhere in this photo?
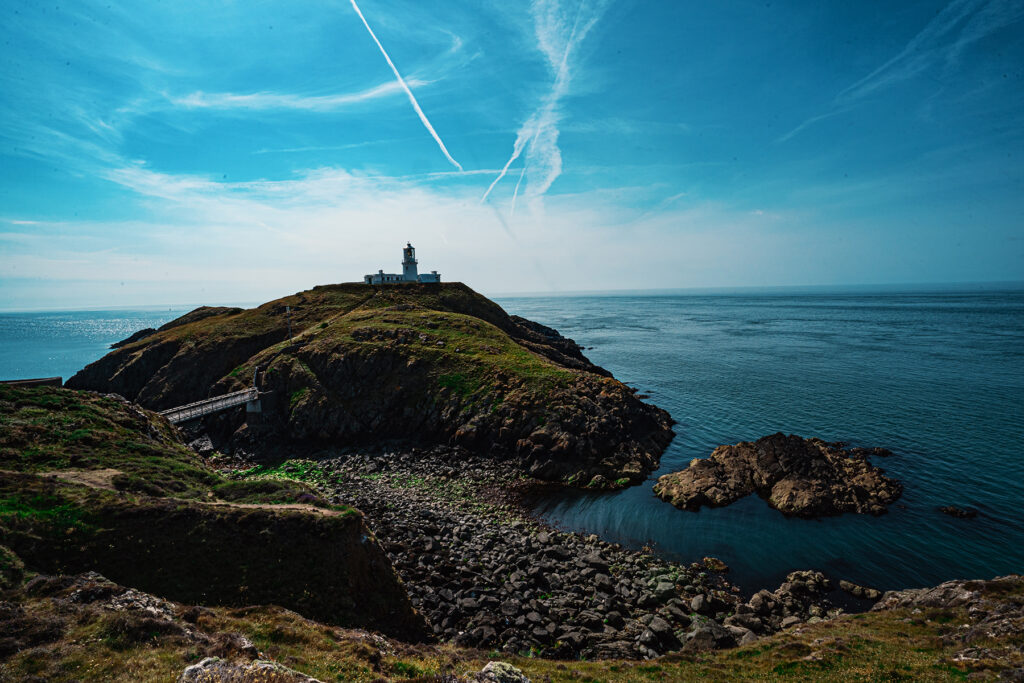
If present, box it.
[67,282,674,489]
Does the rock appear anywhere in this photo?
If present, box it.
[780,615,802,629]
[653,581,676,600]
[582,552,610,571]
[604,610,626,628]
[839,579,883,601]
[646,616,679,649]
[871,575,1024,675]
[653,433,902,517]
[734,571,836,638]
[178,657,322,682]
[189,435,216,456]
[683,621,737,651]
[702,557,729,573]
[939,505,978,519]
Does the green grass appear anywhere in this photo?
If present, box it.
[437,372,478,397]
[0,491,89,534]
[0,386,326,507]
[290,387,310,409]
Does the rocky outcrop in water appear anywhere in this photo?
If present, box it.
[652,433,902,517]
[938,505,978,519]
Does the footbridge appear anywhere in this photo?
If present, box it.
[159,388,260,424]
[159,368,264,425]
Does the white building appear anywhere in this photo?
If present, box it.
[364,243,441,284]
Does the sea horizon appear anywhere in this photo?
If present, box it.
[2,278,1023,314]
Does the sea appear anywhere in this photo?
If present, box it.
[2,286,1023,594]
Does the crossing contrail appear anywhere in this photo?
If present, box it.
[481,0,607,203]
[349,0,463,171]
[510,164,527,214]
[481,126,530,201]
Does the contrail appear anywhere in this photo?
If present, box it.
[481,0,607,203]
[510,164,527,214]
[348,0,463,171]
[480,126,530,201]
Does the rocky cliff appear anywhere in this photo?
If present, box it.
[0,386,427,640]
[67,283,674,488]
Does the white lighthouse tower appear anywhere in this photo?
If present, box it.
[401,242,418,281]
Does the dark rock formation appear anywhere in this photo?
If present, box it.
[179,657,323,682]
[938,505,978,519]
[469,661,531,683]
[315,447,739,659]
[67,282,674,488]
[652,433,902,517]
[724,570,840,640]
[839,579,883,600]
[0,386,427,641]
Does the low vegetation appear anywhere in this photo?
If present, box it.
[0,384,319,505]
[1,570,1013,681]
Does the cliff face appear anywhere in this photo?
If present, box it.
[68,283,674,488]
[0,386,428,640]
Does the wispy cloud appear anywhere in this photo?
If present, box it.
[482,0,609,204]
[780,0,1024,142]
[348,0,463,171]
[171,79,427,112]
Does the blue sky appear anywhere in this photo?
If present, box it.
[1,0,1022,309]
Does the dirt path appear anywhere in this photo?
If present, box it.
[4,468,344,517]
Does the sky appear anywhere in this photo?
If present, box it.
[1,0,1022,309]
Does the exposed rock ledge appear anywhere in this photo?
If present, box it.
[652,432,902,517]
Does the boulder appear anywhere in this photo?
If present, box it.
[178,657,322,683]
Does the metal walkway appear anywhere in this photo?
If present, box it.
[159,388,258,424]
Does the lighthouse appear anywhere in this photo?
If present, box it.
[363,243,441,284]
[402,243,418,281]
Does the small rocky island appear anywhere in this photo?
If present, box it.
[653,432,903,517]
[67,282,674,490]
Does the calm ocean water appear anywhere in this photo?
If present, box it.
[2,288,1022,592]
[495,288,1024,593]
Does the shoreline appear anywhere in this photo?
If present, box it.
[218,444,871,659]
